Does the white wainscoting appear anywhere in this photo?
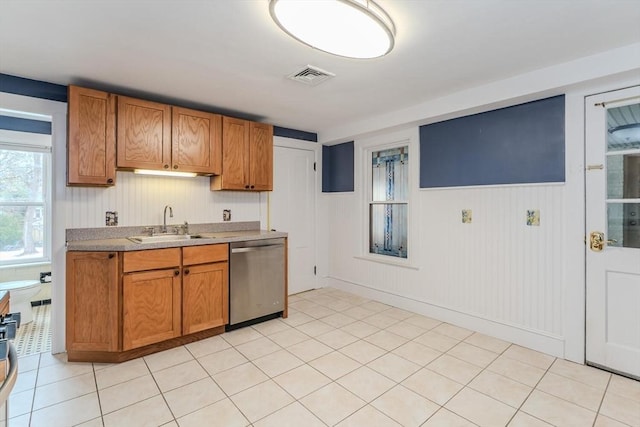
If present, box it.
[325,184,566,357]
[63,171,266,228]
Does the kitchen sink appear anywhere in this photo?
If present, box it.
[127,234,197,243]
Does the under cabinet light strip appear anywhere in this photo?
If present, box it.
[133,169,197,178]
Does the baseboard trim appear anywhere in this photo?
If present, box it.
[326,277,565,358]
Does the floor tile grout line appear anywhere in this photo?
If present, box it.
[505,352,559,427]
[90,363,105,427]
[591,373,613,427]
[142,356,180,426]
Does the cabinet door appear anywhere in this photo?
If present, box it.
[66,251,119,352]
[217,116,250,190]
[67,86,116,186]
[172,107,222,174]
[249,122,273,191]
[122,268,181,350]
[182,262,228,334]
[117,96,171,170]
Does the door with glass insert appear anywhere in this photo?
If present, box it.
[585,86,640,378]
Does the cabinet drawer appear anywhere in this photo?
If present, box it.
[123,248,181,272]
[183,244,228,265]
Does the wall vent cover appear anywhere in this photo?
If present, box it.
[287,65,335,86]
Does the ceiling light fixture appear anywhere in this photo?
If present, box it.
[134,169,198,178]
[269,0,396,59]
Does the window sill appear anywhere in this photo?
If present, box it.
[354,255,420,270]
[0,261,51,271]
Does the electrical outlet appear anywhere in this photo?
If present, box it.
[106,211,118,226]
[223,209,231,221]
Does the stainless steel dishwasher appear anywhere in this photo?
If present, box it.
[227,238,285,330]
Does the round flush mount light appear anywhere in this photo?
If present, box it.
[269,0,396,59]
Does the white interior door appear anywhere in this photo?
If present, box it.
[585,86,640,379]
[270,144,316,295]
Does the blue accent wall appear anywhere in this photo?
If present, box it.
[273,126,317,142]
[0,116,51,134]
[322,141,354,192]
[419,95,565,188]
[0,73,67,102]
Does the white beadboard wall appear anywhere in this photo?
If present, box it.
[63,172,266,229]
[325,184,565,356]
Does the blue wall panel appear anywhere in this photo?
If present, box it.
[0,73,67,102]
[419,95,565,188]
[273,126,317,142]
[322,141,354,192]
[0,116,52,134]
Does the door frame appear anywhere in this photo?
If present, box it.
[584,86,640,377]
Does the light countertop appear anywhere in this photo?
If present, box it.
[66,222,287,252]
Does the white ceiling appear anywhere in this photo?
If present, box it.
[1,0,639,139]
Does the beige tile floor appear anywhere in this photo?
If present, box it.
[4,287,640,427]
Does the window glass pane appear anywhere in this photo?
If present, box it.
[607,154,640,199]
[607,202,640,248]
[0,205,45,262]
[372,146,408,202]
[370,203,407,258]
[0,149,45,202]
[607,103,640,152]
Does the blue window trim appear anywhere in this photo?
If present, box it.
[0,116,52,135]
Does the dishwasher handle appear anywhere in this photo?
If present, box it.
[231,244,283,254]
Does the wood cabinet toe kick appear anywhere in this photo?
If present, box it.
[67,326,225,363]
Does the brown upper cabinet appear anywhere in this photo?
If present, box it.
[67,86,116,186]
[172,107,222,175]
[211,117,273,191]
[116,97,222,175]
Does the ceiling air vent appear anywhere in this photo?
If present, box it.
[287,65,335,86]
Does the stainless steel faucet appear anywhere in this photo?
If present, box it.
[162,205,173,233]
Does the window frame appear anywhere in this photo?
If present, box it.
[358,129,418,269]
[0,133,52,267]
[368,145,409,259]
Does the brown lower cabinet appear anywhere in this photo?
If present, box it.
[123,267,181,351]
[66,251,119,353]
[66,244,229,363]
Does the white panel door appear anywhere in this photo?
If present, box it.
[586,86,640,379]
[271,145,316,295]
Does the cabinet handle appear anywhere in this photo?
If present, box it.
[107,178,114,184]
[164,164,169,169]
[174,270,180,276]
[250,185,255,189]
[108,253,115,259]
[184,268,190,275]
[173,165,178,170]
[245,185,250,189]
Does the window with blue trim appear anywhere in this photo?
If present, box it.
[369,146,408,258]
